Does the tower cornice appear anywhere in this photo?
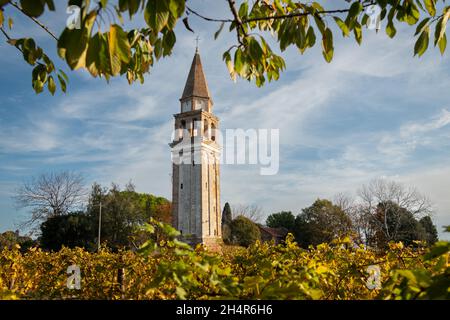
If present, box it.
[173,110,219,122]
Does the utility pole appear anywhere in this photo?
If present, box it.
[97,202,102,251]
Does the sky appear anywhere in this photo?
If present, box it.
[0,1,449,240]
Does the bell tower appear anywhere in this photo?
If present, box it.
[170,49,222,248]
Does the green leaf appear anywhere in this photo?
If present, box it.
[321,28,334,63]
[162,30,175,56]
[313,14,325,34]
[223,51,236,81]
[57,74,67,93]
[33,80,44,93]
[415,17,431,36]
[423,0,436,17]
[414,27,429,57]
[86,33,102,77]
[354,22,362,45]
[386,21,397,38]
[143,223,156,234]
[108,24,131,75]
[153,38,162,59]
[168,0,185,18]
[424,241,450,260]
[57,11,96,70]
[434,9,450,46]
[160,222,180,238]
[127,0,141,18]
[248,37,263,61]
[306,26,316,48]
[333,17,349,37]
[176,286,187,299]
[47,76,56,95]
[274,0,284,13]
[59,69,69,82]
[438,33,447,55]
[20,0,45,17]
[234,48,244,74]
[347,1,363,22]
[214,22,225,40]
[42,54,54,73]
[406,3,420,25]
[44,0,54,11]
[239,1,248,18]
[145,0,170,33]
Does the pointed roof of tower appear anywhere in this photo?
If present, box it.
[181,50,211,100]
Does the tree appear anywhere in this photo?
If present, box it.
[221,202,233,244]
[357,179,432,246]
[368,201,440,248]
[222,202,232,225]
[0,230,35,251]
[87,182,171,249]
[266,211,295,230]
[230,215,261,247]
[0,1,445,95]
[232,204,263,223]
[39,211,95,251]
[294,199,353,248]
[372,202,419,247]
[419,215,439,245]
[14,171,86,232]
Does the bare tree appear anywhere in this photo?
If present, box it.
[356,178,433,246]
[333,192,365,244]
[14,171,86,231]
[334,192,355,214]
[231,204,264,224]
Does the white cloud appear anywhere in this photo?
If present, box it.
[0,117,61,152]
[401,109,450,137]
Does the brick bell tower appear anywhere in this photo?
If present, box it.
[169,48,222,248]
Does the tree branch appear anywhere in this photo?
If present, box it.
[187,1,377,25]
[186,5,232,23]
[0,26,27,56]
[242,1,377,23]
[8,1,58,41]
[227,0,247,45]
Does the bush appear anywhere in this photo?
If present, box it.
[230,216,261,247]
[40,212,96,251]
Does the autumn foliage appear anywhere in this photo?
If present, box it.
[0,220,448,300]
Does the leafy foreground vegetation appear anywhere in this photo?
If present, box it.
[1,1,450,94]
[0,220,448,300]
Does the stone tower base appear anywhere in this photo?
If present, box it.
[180,235,223,252]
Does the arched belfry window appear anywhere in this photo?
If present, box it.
[180,120,187,140]
[203,120,209,139]
[192,118,198,136]
[211,123,216,141]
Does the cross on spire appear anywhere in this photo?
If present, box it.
[195,36,200,52]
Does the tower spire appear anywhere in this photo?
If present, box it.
[181,49,211,101]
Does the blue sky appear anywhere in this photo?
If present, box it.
[0,1,449,239]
